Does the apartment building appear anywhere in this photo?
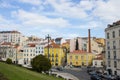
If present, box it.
[44,42,65,66]
[0,42,19,63]
[0,31,26,45]
[105,20,120,75]
[70,37,85,52]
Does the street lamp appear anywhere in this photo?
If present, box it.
[45,34,51,59]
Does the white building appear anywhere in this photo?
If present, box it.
[22,43,36,66]
[93,54,104,67]
[70,37,83,52]
[87,38,105,54]
[105,20,120,75]
[0,31,26,45]
[22,41,48,66]
[0,42,19,63]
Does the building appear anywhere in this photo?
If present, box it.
[70,37,84,52]
[67,50,95,67]
[87,38,105,54]
[0,42,19,63]
[0,31,26,45]
[22,43,36,66]
[44,42,65,66]
[55,37,66,45]
[93,54,104,67]
[105,20,120,75]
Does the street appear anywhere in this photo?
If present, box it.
[60,67,90,80]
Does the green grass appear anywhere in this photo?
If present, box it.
[0,62,63,80]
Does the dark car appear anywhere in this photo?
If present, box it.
[56,66,63,71]
[89,71,97,75]
[91,74,102,80]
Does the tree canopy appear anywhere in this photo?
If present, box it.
[31,55,51,72]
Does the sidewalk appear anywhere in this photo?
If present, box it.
[51,72,79,80]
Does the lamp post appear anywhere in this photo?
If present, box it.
[45,34,51,59]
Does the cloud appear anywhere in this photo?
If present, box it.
[0,1,18,8]
[42,0,88,19]
[93,0,120,23]
[19,0,42,5]
[11,9,70,28]
[0,15,20,30]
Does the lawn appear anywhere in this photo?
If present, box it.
[0,62,63,80]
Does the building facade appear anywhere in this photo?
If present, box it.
[67,50,95,67]
[105,20,120,75]
[44,42,65,66]
[0,31,26,45]
[87,38,105,54]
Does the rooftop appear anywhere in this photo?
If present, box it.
[45,42,60,48]
[70,50,88,54]
[0,31,21,34]
[107,20,120,28]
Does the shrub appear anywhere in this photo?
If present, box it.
[6,58,12,64]
[31,55,51,73]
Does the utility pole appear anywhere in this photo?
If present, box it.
[46,34,51,59]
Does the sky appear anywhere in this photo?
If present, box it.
[0,0,120,39]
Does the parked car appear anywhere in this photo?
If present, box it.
[89,71,97,75]
[56,66,63,71]
[90,74,102,80]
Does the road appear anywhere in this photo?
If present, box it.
[61,67,91,80]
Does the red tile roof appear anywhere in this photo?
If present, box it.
[28,43,36,47]
[45,42,60,48]
[70,50,88,54]
[1,42,12,45]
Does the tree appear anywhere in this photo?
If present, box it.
[75,38,79,50]
[31,55,51,72]
[6,58,12,64]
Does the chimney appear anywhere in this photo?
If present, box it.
[88,29,91,53]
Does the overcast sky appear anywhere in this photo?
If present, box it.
[0,0,120,38]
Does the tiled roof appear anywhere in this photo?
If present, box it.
[28,43,36,47]
[108,20,120,27]
[94,57,103,60]
[45,42,60,48]
[1,42,12,45]
[70,50,88,54]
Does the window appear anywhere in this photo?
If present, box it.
[52,58,54,62]
[75,56,78,60]
[108,51,110,59]
[107,33,109,39]
[119,30,120,36]
[108,61,111,67]
[52,54,54,57]
[56,54,58,57]
[107,42,110,49]
[113,51,116,59]
[113,41,116,49]
[70,56,72,59]
[114,61,117,68]
[81,56,84,60]
[112,31,115,38]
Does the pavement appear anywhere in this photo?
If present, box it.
[51,71,79,80]
[51,67,90,80]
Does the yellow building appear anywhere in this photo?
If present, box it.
[67,50,95,66]
[44,42,65,66]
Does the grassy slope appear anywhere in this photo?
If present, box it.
[0,62,63,80]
